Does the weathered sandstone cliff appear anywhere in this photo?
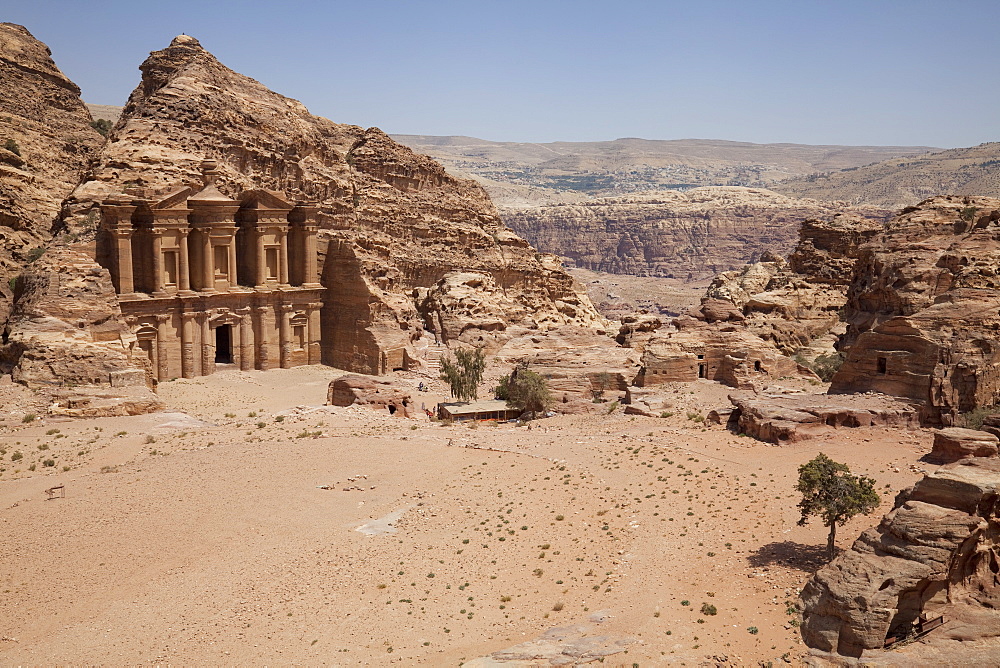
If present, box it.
[830,196,1000,424]
[800,457,1000,664]
[60,35,603,374]
[502,188,889,280]
[0,23,103,326]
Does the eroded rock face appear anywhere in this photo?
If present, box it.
[64,35,603,374]
[503,187,888,281]
[326,374,414,417]
[830,196,1000,424]
[0,245,160,414]
[800,458,1000,660]
[0,23,103,325]
[928,427,1000,464]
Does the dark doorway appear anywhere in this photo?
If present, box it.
[698,363,706,379]
[215,324,233,364]
[877,357,887,375]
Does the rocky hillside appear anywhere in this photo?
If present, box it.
[393,134,937,208]
[776,142,1000,210]
[502,187,890,280]
[0,23,103,326]
[59,35,603,374]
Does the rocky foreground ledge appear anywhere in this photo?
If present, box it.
[800,456,1000,665]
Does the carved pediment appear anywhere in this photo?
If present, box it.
[239,189,294,211]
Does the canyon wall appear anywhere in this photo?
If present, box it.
[502,187,889,280]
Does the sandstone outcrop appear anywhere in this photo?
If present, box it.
[0,23,104,325]
[62,35,603,376]
[830,196,1000,424]
[2,246,151,388]
[502,188,888,281]
[928,427,1000,464]
[728,393,919,443]
[326,374,414,417]
[800,458,1000,661]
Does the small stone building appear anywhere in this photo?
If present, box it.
[96,160,323,381]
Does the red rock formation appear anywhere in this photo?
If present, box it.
[928,427,1000,464]
[64,35,603,374]
[800,458,1000,663]
[0,23,103,326]
[327,374,414,417]
[830,196,1000,424]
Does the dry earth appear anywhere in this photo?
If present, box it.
[0,366,934,665]
[568,267,707,320]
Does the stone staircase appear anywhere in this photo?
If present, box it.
[424,345,448,372]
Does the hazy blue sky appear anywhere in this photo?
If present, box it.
[6,0,998,147]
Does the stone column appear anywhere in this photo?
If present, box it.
[307,301,322,364]
[181,312,197,378]
[202,230,214,292]
[201,312,213,376]
[238,307,253,371]
[155,314,170,381]
[256,230,267,285]
[304,226,320,286]
[256,306,272,371]
[115,230,135,295]
[151,231,166,296]
[227,232,237,290]
[278,230,289,286]
[178,229,192,293]
[279,304,293,368]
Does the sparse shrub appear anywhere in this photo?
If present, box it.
[90,118,112,137]
[701,603,717,616]
[25,247,45,263]
[10,451,22,461]
[794,351,846,382]
[747,626,759,635]
[21,413,36,423]
[959,404,998,430]
[42,459,55,467]
[3,138,20,156]
[605,401,619,415]
[680,600,690,606]
[552,602,564,611]
[686,411,704,423]
[659,411,674,418]
[274,415,284,423]
[144,435,156,444]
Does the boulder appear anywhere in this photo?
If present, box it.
[327,374,414,417]
[800,458,1000,661]
[928,427,999,464]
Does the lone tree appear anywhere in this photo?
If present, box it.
[796,453,880,561]
[439,346,486,402]
[497,366,552,415]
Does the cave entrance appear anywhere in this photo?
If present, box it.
[215,324,233,364]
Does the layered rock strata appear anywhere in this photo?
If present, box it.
[0,23,103,325]
[58,35,602,375]
[800,458,1000,661]
[928,427,1000,464]
[502,188,888,280]
[327,374,414,417]
[830,196,1000,424]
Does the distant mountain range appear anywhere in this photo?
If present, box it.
[391,134,940,208]
[773,142,1000,209]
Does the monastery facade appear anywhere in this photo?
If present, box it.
[96,160,324,381]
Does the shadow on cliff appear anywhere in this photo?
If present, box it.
[747,540,833,572]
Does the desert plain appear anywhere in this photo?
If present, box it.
[0,365,931,666]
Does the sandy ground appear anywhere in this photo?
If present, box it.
[568,267,707,319]
[0,366,934,666]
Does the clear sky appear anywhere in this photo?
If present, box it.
[5,0,999,148]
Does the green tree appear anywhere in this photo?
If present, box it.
[439,346,486,402]
[796,453,880,561]
[504,367,552,415]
